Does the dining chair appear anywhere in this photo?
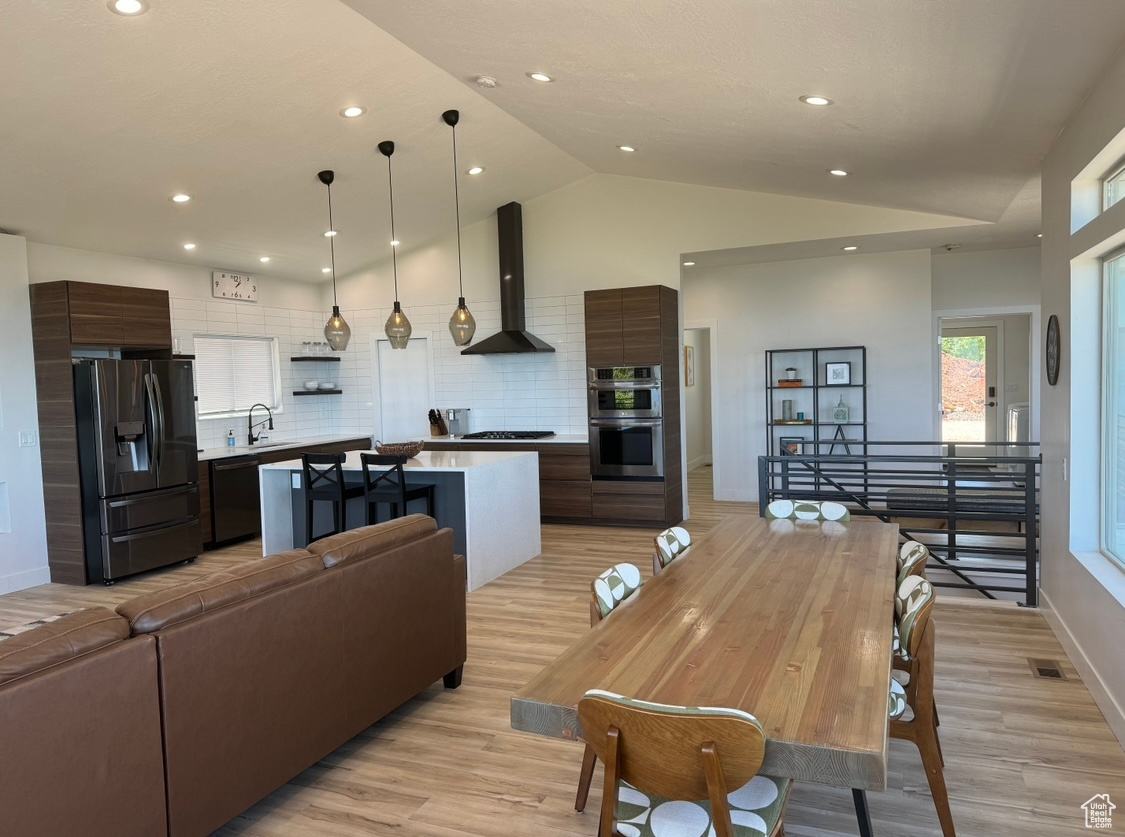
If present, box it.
[576,562,645,813]
[888,575,955,836]
[653,526,692,574]
[577,689,791,837]
[898,540,930,584]
[302,453,364,544]
[764,498,851,522]
[360,453,436,524]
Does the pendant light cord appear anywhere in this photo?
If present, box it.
[451,122,464,298]
[387,155,399,301]
[326,182,338,307]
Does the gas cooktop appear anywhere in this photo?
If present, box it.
[461,430,556,440]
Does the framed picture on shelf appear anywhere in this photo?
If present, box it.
[825,361,851,385]
[779,436,804,455]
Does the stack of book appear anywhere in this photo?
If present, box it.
[777,379,803,388]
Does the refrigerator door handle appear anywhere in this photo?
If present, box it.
[143,373,158,472]
[152,371,166,473]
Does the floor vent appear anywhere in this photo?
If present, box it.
[1028,658,1067,680]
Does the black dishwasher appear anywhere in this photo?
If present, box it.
[210,455,261,543]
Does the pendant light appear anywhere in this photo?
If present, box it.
[378,140,411,349]
[318,170,351,351]
[443,109,476,346]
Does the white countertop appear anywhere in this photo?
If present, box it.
[260,449,536,473]
[198,433,371,462]
[426,434,588,445]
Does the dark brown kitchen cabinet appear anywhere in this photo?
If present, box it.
[62,281,172,349]
[198,462,212,544]
[584,284,683,527]
[584,289,625,367]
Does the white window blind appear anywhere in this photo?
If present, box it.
[194,335,281,417]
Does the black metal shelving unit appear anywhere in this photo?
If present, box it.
[765,345,868,494]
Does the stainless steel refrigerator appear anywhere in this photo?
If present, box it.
[74,359,202,584]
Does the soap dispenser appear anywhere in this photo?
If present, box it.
[227,429,236,448]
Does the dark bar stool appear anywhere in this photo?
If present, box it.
[302,453,363,544]
[360,453,436,524]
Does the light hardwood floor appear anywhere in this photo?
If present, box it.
[2,467,1124,835]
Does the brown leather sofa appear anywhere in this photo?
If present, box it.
[0,608,167,837]
[0,514,465,837]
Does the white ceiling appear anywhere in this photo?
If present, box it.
[0,0,589,281]
[348,0,1125,225]
[4,1,1125,281]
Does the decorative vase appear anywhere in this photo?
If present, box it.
[833,397,849,424]
[782,399,794,421]
[785,368,798,380]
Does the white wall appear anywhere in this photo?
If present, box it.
[1040,43,1125,744]
[684,328,713,469]
[931,247,1041,309]
[0,235,49,593]
[684,250,935,502]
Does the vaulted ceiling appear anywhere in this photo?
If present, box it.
[3,0,1125,280]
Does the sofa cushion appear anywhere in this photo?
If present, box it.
[117,549,322,634]
[307,514,438,568]
[0,607,128,686]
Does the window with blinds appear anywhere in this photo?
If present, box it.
[194,335,282,417]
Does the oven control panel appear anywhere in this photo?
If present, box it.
[591,365,661,383]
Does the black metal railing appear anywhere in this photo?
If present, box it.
[757,441,1041,606]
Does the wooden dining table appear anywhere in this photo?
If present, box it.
[511,513,899,836]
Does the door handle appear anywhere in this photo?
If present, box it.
[987,401,997,407]
[143,373,158,469]
[152,373,166,471]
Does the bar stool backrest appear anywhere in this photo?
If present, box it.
[302,453,346,501]
[360,453,409,508]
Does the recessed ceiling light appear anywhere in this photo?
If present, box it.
[170,193,191,203]
[259,256,270,263]
[108,0,148,15]
[800,95,833,106]
[467,166,485,175]
[182,243,196,250]
[339,106,366,118]
[323,230,337,237]
[322,267,332,273]
[682,261,695,266]
[527,72,554,83]
[828,169,848,177]
[1037,233,1043,238]
[390,239,400,247]
[842,246,858,251]
[618,145,636,153]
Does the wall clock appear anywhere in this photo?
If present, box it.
[212,271,258,302]
[1046,314,1060,386]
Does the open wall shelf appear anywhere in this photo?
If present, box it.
[765,344,868,455]
[290,356,340,363]
[293,389,342,396]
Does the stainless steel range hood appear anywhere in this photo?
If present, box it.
[461,201,555,355]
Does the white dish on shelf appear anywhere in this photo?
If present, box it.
[318,382,336,390]
[303,380,319,391]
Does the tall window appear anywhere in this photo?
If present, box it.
[194,335,281,418]
[1104,255,1125,564]
[1106,161,1125,210]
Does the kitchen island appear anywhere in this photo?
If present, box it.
[259,450,541,591]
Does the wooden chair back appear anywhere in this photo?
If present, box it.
[590,563,643,627]
[897,540,929,584]
[653,526,692,573]
[764,498,851,522]
[895,575,935,661]
[578,690,767,836]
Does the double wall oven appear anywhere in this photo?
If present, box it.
[588,365,663,478]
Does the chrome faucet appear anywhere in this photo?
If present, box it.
[247,403,273,446]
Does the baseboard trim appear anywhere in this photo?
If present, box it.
[1040,588,1125,748]
[687,455,712,471]
[0,565,52,596]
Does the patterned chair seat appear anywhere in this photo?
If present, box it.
[764,499,851,522]
[897,541,929,585]
[654,526,692,572]
[889,678,908,721]
[615,774,790,837]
